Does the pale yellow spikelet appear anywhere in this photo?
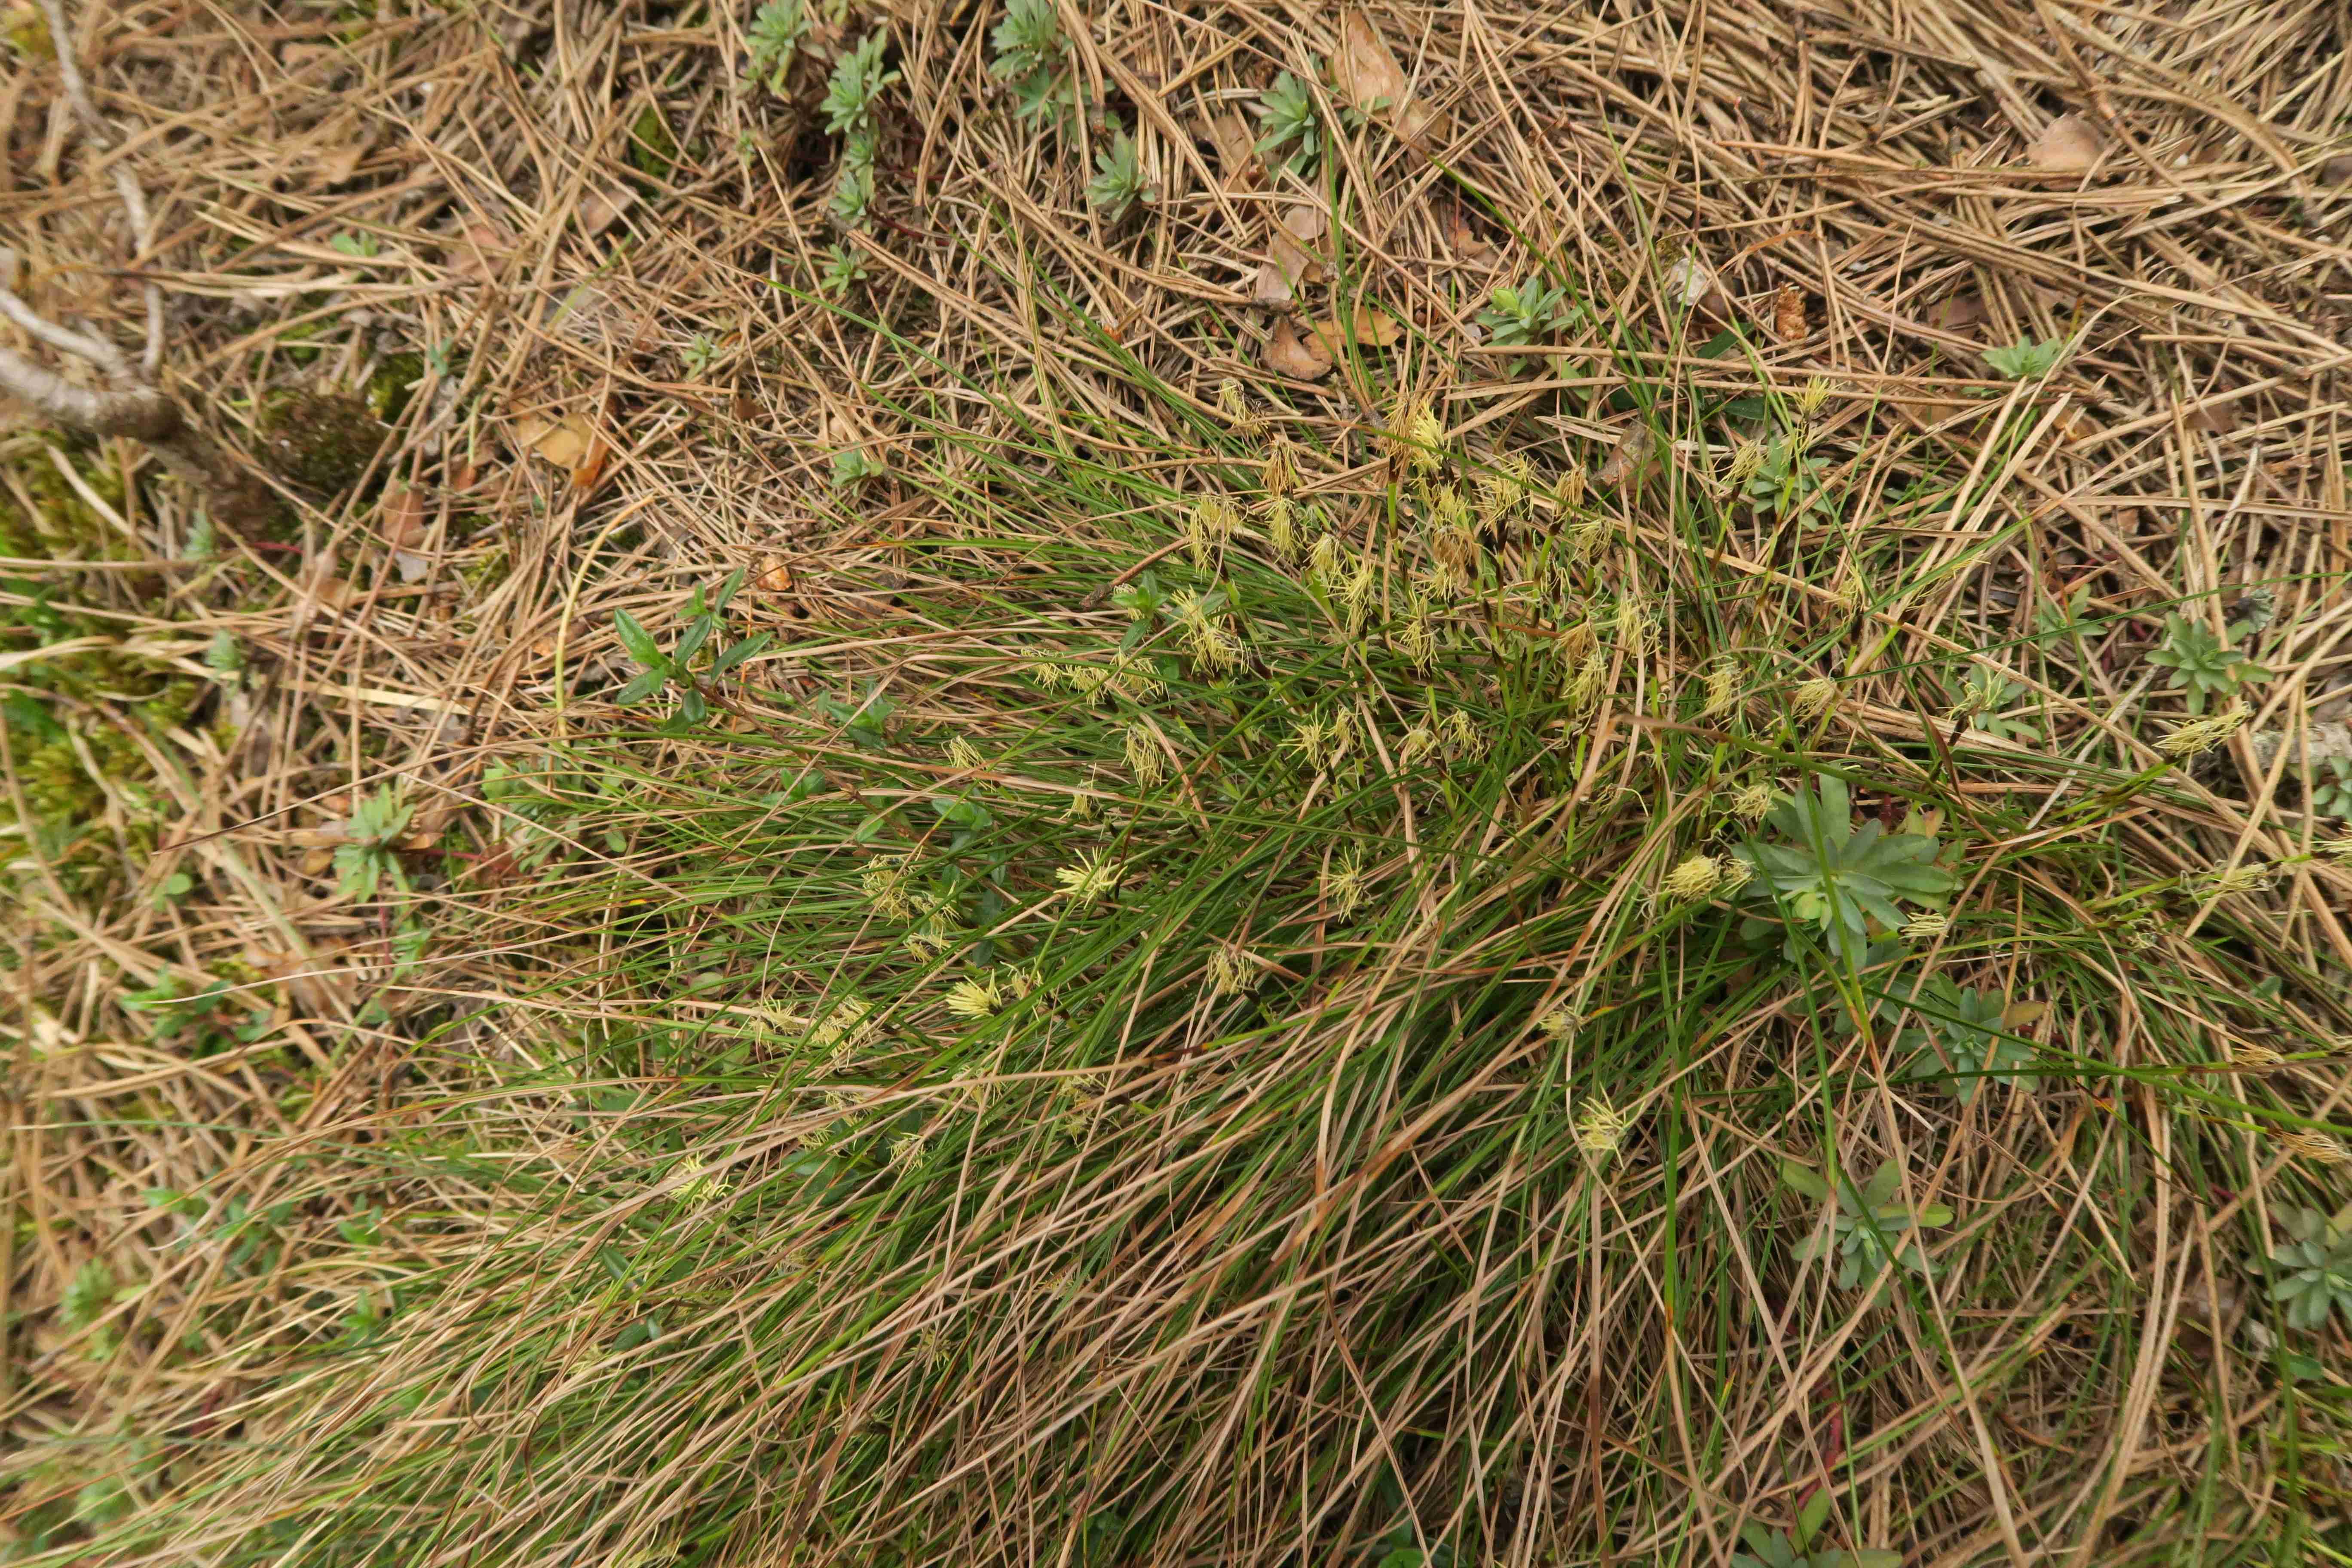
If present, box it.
[1539,1007,1582,1042]
[889,1131,930,1168]
[1570,647,1612,709]
[2324,834,2352,863]
[1443,708,1484,758]
[1124,723,1167,787]
[908,891,960,956]
[862,855,915,920]
[1399,721,1438,766]
[1702,661,1740,720]
[946,736,986,772]
[1406,404,1446,472]
[1205,945,1253,997]
[1217,378,1263,439]
[1054,851,1124,906]
[1730,782,1774,824]
[2203,862,2274,898]
[1572,1095,1633,1167]
[1796,375,1834,420]
[1265,496,1301,562]
[2231,1040,2285,1070]
[1309,532,1344,583]
[1793,676,1839,720]
[2279,1129,2352,1166]
[1322,849,1369,919]
[1900,910,1950,941]
[1263,435,1297,496]
[2157,707,2248,759]
[1393,615,1439,670]
[1662,853,1724,901]
[944,973,1006,1020]
[1831,562,1867,612]
[1025,659,1070,689]
[1724,438,1766,495]
[811,995,880,1056]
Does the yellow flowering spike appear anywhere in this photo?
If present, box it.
[943,973,1006,1020]
[862,856,915,920]
[1792,676,1838,720]
[1702,661,1740,720]
[1205,945,1254,997]
[1662,853,1724,901]
[946,736,985,772]
[1124,723,1167,787]
[1572,1096,1633,1167]
[1539,1007,1582,1041]
[1406,404,1446,472]
[1265,496,1300,562]
[2279,1129,2351,1166]
[1899,910,1950,941]
[2157,707,2248,758]
[1321,850,1369,919]
[1054,851,1125,906]
[1730,782,1775,824]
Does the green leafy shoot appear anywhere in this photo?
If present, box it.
[1732,1491,1902,1568]
[1087,128,1147,221]
[327,230,380,259]
[336,785,415,901]
[1982,334,2067,380]
[611,570,772,730]
[2147,612,2269,714]
[2269,1207,2352,1332]
[1475,276,1576,348]
[2310,757,2352,821]
[682,332,720,379]
[1743,430,1838,527]
[831,448,885,487]
[820,242,869,298]
[1896,976,2037,1103]
[829,153,876,229]
[1783,1160,1954,1290]
[989,0,1076,123]
[1736,775,1955,960]
[744,0,809,95]
[1253,72,1321,175]
[822,34,899,135]
[1955,665,2040,743]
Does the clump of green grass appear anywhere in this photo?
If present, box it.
[86,284,2352,1568]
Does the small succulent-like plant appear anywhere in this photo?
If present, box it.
[1476,276,1576,348]
[612,569,773,729]
[1087,128,1148,221]
[744,0,809,95]
[1253,72,1321,175]
[831,448,885,488]
[1732,1492,1902,1568]
[1897,975,2037,1104]
[821,33,899,134]
[2268,1206,2352,1332]
[1736,775,1956,960]
[1982,334,2067,380]
[989,0,1076,123]
[2147,612,2268,714]
[681,332,720,379]
[820,242,868,298]
[1783,1159,1953,1289]
[1955,665,2040,743]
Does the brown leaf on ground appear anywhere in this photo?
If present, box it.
[1447,207,1493,263]
[1596,425,1658,487]
[308,109,372,187]
[1334,10,1441,151]
[2033,114,2104,173]
[578,187,636,239]
[2323,155,2352,187]
[380,486,427,550]
[2001,1000,2050,1030]
[1924,293,1989,334]
[448,222,513,284]
[1265,315,1334,380]
[1199,110,1260,190]
[1254,202,1328,307]
[1772,283,1807,343]
[1305,305,1406,357]
[514,412,593,469]
[1666,252,1727,317]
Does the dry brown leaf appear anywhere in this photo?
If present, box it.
[1305,305,1406,356]
[1199,110,1260,190]
[1333,10,1439,150]
[1446,207,1492,263]
[1265,315,1334,380]
[577,187,636,239]
[309,110,371,187]
[380,486,427,550]
[1254,202,1328,306]
[2323,154,2352,187]
[756,556,796,595]
[572,430,615,495]
[2183,401,2242,435]
[1666,252,1728,317]
[513,413,593,469]
[2001,1000,2050,1030]
[1595,425,1657,488]
[2033,114,2104,174]
[1771,283,1807,344]
[449,222,513,284]
[1924,293,1989,334]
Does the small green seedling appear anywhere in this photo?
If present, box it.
[328,230,380,259]
[1476,275,1576,348]
[2309,758,2352,820]
[1956,666,2040,743]
[744,0,809,95]
[1744,430,1838,527]
[1982,335,2067,380]
[989,0,1076,124]
[681,333,720,379]
[2147,612,2268,714]
[1732,1491,1902,1568]
[2269,1206,2352,1332]
[821,242,869,297]
[1783,1159,1953,1289]
[1736,774,1955,960]
[1087,129,1148,221]
[612,569,773,728]
[822,33,899,134]
[1898,975,2037,1103]
[1253,72,1320,175]
[832,448,885,487]
[337,785,414,900]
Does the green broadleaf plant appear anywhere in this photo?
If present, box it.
[2269,1206,2352,1332]
[1731,1490,1903,1568]
[1783,1159,1953,1290]
[2147,612,2268,715]
[1736,775,1955,960]
[611,570,772,730]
